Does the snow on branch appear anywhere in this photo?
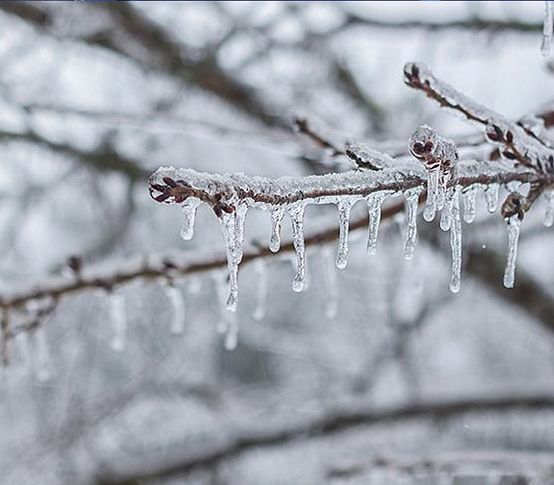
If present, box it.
[404,62,554,173]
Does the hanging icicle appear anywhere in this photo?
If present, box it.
[366,191,390,255]
[462,185,478,224]
[423,167,439,222]
[440,187,454,232]
[484,183,499,214]
[218,210,240,312]
[323,247,338,319]
[109,291,127,351]
[403,187,421,260]
[179,198,202,241]
[252,259,268,321]
[165,284,186,334]
[269,206,285,253]
[289,203,307,292]
[503,215,522,288]
[542,0,554,57]
[336,199,355,269]
[449,186,462,294]
[215,273,239,349]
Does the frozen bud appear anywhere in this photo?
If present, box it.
[409,125,437,161]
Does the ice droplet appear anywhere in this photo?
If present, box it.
[109,292,127,351]
[503,215,521,288]
[484,183,499,213]
[269,206,285,253]
[403,188,421,260]
[252,260,268,321]
[542,0,554,56]
[462,185,478,223]
[449,186,462,293]
[219,209,241,312]
[289,203,307,292]
[166,285,186,334]
[336,199,355,269]
[179,198,202,241]
[366,191,390,255]
[423,168,439,222]
[543,188,554,227]
[323,247,338,319]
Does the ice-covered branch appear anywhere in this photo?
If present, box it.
[404,63,554,173]
[95,393,554,485]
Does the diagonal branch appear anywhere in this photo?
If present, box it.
[94,393,554,485]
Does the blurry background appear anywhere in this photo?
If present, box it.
[0,1,554,484]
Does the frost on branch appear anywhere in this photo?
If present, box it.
[404,62,554,173]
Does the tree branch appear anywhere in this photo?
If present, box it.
[94,393,554,485]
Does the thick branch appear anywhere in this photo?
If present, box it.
[95,393,554,485]
[148,165,543,210]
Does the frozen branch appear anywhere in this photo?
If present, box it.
[95,393,554,485]
[404,62,554,173]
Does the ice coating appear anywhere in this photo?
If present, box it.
[269,206,285,253]
[289,203,307,292]
[219,210,240,311]
[345,143,395,170]
[179,198,201,241]
[366,191,390,255]
[484,183,499,213]
[336,199,355,269]
[440,187,455,232]
[109,292,127,351]
[166,285,186,334]
[403,187,421,260]
[542,0,554,57]
[252,260,268,321]
[503,216,522,288]
[409,125,458,222]
[449,187,462,293]
[462,185,478,224]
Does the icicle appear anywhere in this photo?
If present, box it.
[234,204,248,264]
[542,0,554,56]
[323,248,338,319]
[252,260,268,321]
[215,274,238,349]
[34,327,52,382]
[449,187,462,293]
[440,187,454,231]
[503,215,522,288]
[179,198,202,241]
[166,285,186,334]
[403,188,421,260]
[289,203,307,292]
[336,199,354,269]
[269,206,285,253]
[462,185,478,223]
[219,210,240,312]
[544,188,554,227]
[423,168,439,222]
[109,292,127,351]
[366,191,389,255]
[484,183,499,213]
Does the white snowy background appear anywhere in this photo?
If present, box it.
[0,2,553,484]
